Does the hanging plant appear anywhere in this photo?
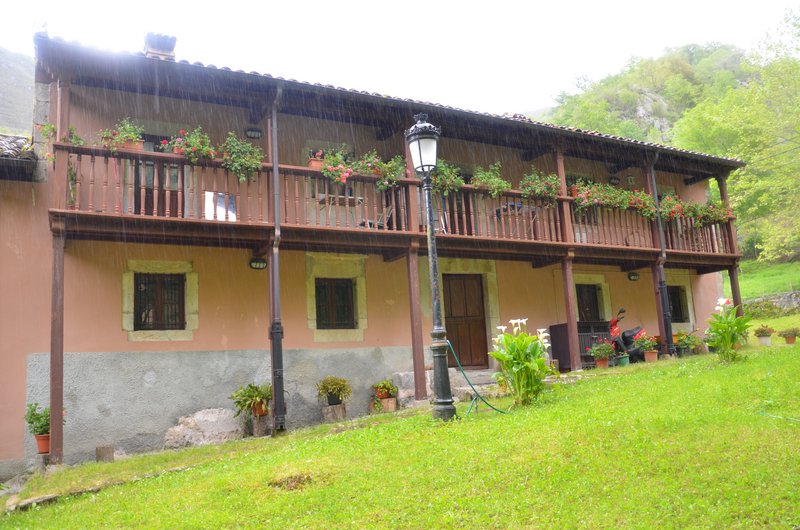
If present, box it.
[221,132,264,182]
[471,161,511,198]
[430,160,464,196]
[519,168,560,204]
[376,155,409,192]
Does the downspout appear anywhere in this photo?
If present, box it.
[270,87,286,431]
[647,151,675,356]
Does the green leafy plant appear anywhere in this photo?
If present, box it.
[320,148,355,185]
[471,162,511,198]
[371,397,384,414]
[372,379,398,398]
[98,118,144,152]
[316,376,353,403]
[62,126,85,146]
[161,127,216,165]
[376,155,408,192]
[24,403,52,435]
[229,383,272,418]
[705,298,751,362]
[778,328,799,339]
[753,324,775,337]
[586,339,616,359]
[431,160,464,196]
[633,334,659,352]
[221,132,264,182]
[39,123,56,141]
[519,169,560,204]
[676,330,703,353]
[489,318,556,406]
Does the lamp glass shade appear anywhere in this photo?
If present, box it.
[405,114,440,175]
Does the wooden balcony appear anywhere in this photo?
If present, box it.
[49,144,738,270]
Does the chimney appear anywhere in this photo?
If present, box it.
[144,33,177,60]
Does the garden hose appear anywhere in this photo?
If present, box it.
[446,339,509,416]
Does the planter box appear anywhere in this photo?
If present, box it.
[322,403,346,422]
[757,336,772,347]
[369,397,397,414]
[644,350,658,362]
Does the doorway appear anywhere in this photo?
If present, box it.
[443,274,488,368]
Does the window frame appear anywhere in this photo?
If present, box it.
[133,272,187,331]
[314,278,357,330]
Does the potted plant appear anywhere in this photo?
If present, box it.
[25,403,53,454]
[675,330,703,356]
[308,149,326,171]
[372,379,398,399]
[98,117,145,152]
[229,383,272,418]
[778,328,799,345]
[753,325,776,346]
[316,375,352,406]
[431,160,464,196]
[470,161,511,198]
[634,334,659,362]
[320,148,355,185]
[375,154,408,192]
[160,127,216,165]
[519,169,560,204]
[220,132,264,182]
[705,298,751,362]
[586,339,615,369]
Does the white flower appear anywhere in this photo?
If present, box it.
[537,328,547,335]
[496,325,507,333]
[715,305,723,312]
[520,318,528,326]
[716,297,729,306]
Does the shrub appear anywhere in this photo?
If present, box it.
[778,328,799,339]
[489,319,556,406]
[431,160,464,196]
[221,132,264,182]
[705,298,751,362]
[229,383,272,418]
[753,325,775,337]
[519,169,560,204]
[471,162,511,198]
[676,331,703,353]
[316,376,353,402]
[743,300,786,319]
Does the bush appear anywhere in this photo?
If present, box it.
[229,383,272,418]
[221,132,264,182]
[316,376,353,402]
[471,162,511,198]
[489,319,556,406]
[753,325,775,337]
[706,298,751,362]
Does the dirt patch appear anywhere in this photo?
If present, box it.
[268,473,313,491]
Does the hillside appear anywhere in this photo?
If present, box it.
[0,47,34,135]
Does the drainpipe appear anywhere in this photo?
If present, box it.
[270,87,286,431]
[646,152,675,356]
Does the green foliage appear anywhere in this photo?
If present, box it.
[162,127,216,165]
[220,132,264,182]
[229,383,272,418]
[753,324,775,337]
[743,299,787,319]
[39,123,56,141]
[376,155,408,192]
[676,330,703,353]
[320,148,354,185]
[24,403,51,435]
[778,327,799,338]
[519,168,560,203]
[489,319,555,406]
[470,162,511,198]
[316,376,353,402]
[633,334,659,352]
[430,160,464,196]
[98,118,144,151]
[573,181,657,219]
[586,338,616,359]
[705,299,751,362]
[372,379,398,397]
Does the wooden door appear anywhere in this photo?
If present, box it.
[443,274,488,368]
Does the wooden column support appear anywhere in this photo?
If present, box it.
[50,226,66,464]
[728,265,744,317]
[407,242,427,399]
[554,146,574,243]
[715,174,739,256]
[561,253,581,371]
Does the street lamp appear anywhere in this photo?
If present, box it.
[405,113,456,421]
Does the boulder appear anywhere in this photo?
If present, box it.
[163,408,243,449]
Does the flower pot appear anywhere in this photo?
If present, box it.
[326,394,342,406]
[785,336,796,345]
[34,433,50,454]
[645,350,659,362]
[252,402,269,417]
[757,336,772,347]
[569,185,579,197]
[308,158,324,171]
[595,358,609,369]
[616,354,630,367]
[374,388,390,399]
[121,140,144,151]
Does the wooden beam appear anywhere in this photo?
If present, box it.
[531,255,563,268]
[382,249,406,262]
[520,145,553,162]
[728,265,744,317]
[555,146,574,244]
[561,252,581,371]
[56,80,71,144]
[407,242,427,400]
[49,225,66,464]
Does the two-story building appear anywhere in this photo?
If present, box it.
[0,33,743,478]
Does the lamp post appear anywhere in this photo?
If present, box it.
[405,113,456,421]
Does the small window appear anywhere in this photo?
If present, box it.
[315,278,356,329]
[134,273,186,330]
[667,285,689,323]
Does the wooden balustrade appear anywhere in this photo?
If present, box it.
[52,143,735,256]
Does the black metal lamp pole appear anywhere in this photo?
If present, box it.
[406,114,456,421]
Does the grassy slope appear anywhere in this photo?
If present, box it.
[4,347,799,528]
[723,260,800,299]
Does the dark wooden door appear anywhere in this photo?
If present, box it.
[576,283,601,321]
[443,274,488,368]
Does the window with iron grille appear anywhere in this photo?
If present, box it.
[315,278,356,329]
[134,273,186,330]
[667,285,689,323]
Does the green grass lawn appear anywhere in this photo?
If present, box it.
[4,347,800,528]
[724,260,800,299]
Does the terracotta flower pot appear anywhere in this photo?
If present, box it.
[374,388,390,399]
[569,185,579,197]
[252,402,269,417]
[121,140,144,151]
[785,336,796,345]
[595,358,609,369]
[34,433,50,454]
[308,158,324,171]
[645,350,659,362]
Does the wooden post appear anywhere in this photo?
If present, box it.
[728,265,744,317]
[56,80,71,142]
[407,242,427,399]
[715,174,739,255]
[50,225,66,464]
[650,261,668,352]
[554,146,574,243]
[561,252,581,371]
[53,150,68,210]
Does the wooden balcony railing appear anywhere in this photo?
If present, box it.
[51,143,736,256]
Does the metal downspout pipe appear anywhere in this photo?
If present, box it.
[647,152,675,356]
[270,88,286,431]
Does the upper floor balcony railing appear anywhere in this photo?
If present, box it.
[50,143,736,256]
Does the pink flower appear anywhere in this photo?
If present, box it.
[161,139,168,145]
[180,129,186,135]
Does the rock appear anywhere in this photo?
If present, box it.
[163,408,243,449]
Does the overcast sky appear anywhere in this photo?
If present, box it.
[1,1,795,115]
